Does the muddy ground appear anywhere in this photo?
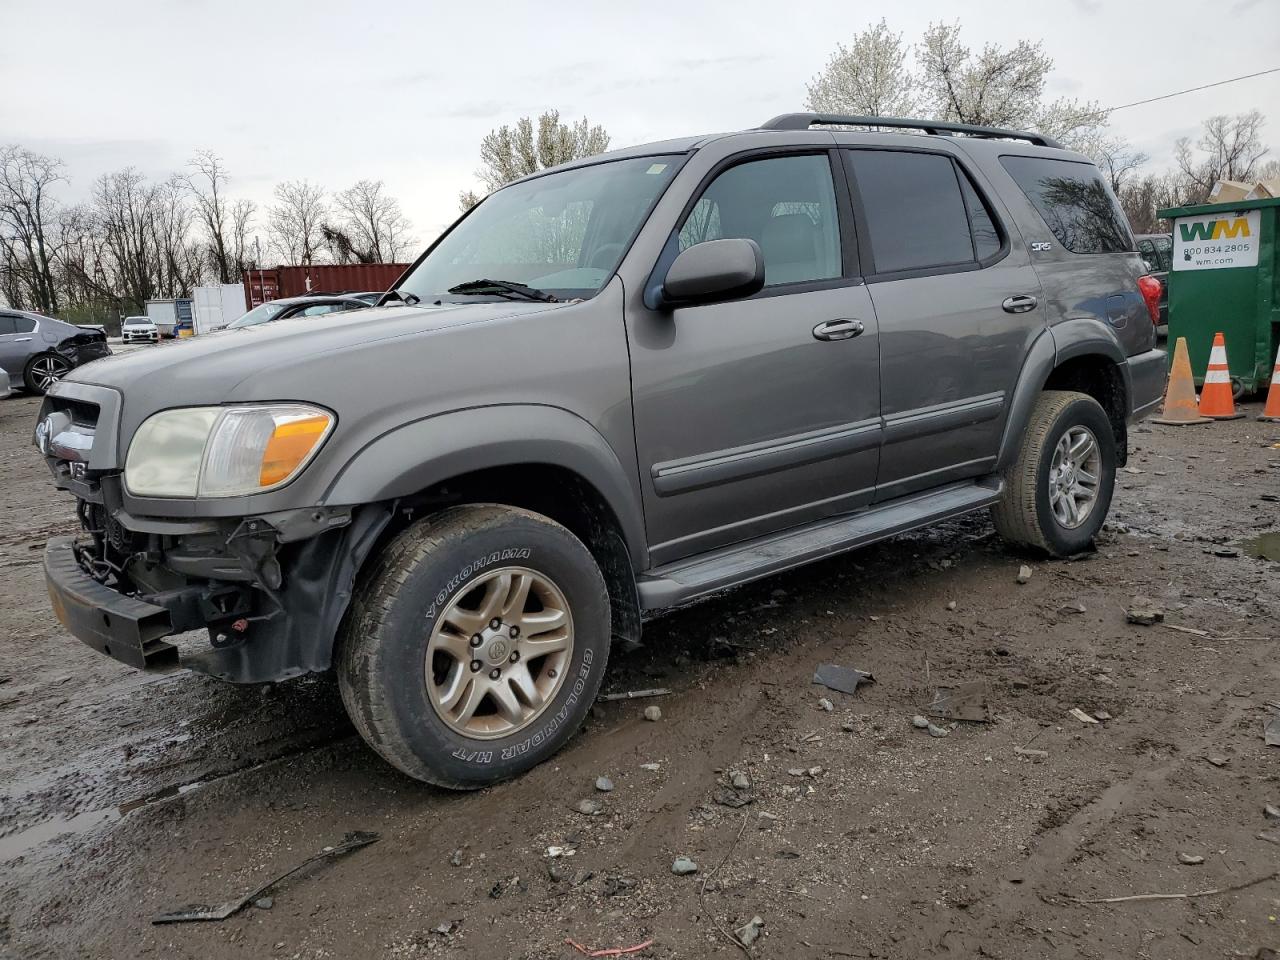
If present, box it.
[1,387,1278,960]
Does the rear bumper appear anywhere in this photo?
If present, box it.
[44,536,180,671]
[1125,347,1166,422]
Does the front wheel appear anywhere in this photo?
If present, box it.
[337,504,610,789]
[991,390,1117,557]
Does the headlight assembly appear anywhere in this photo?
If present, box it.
[124,404,335,498]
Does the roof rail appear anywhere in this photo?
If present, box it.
[759,113,1063,150]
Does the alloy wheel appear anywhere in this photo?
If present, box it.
[1048,425,1101,529]
[29,355,71,391]
[425,567,574,740]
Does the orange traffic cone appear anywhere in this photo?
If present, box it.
[1152,337,1210,425]
[1198,332,1244,420]
[1260,343,1280,423]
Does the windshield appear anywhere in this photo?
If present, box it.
[229,302,288,329]
[397,155,681,303]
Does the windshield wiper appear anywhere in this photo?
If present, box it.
[447,279,559,302]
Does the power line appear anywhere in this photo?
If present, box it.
[1105,67,1280,114]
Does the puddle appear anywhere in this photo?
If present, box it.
[1243,532,1280,562]
[0,807,121,862]
[0,780,206,864]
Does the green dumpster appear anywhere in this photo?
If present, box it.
[1157,195,1279,395]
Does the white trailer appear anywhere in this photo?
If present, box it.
[145,299,177,337]
[191,284,248,335]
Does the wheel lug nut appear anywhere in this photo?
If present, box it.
[509,626,520,638]
[489,618,501,630]
[547,668,557,678]
[509,651,519,663]
[489,668,501,680]
[470,660,482,672]
[470,634,483,647]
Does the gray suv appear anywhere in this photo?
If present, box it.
[37,114,1165,788]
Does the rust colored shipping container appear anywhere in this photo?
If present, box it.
[243,263,410,308]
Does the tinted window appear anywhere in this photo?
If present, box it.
[678,154,841,287]
[0,316,16,335]
[1001,155,1133,254]
[847,151,974,273]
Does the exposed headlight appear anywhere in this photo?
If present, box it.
[124,404,335,498]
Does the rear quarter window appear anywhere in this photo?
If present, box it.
[1000,155,1134,254]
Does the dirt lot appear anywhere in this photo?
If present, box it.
[1,388,1278,960]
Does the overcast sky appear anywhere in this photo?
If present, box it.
[3,0,1277,251]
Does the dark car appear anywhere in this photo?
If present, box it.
[227,293,380,330]
[1135,234,1171,334]
[39,112,1163,788]
[0,308,111,394]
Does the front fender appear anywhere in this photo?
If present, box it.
[321,404,647,564]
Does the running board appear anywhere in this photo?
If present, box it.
[636,478,1003,610]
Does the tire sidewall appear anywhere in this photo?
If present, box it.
[1033,398,1116,554]
[371,512,609,786]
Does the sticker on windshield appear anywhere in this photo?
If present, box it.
[645,163,668,175]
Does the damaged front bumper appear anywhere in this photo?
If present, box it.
[43,492,392,684]
[45,536,181,671]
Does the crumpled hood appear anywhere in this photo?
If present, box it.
[69,301,556,396]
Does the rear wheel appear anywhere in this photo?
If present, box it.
[337,504,610,788]
[992,390,1116,556]
[24,353,71,394]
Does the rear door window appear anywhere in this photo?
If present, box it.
[845,150,1000,274]
[1000,155,1134,254]
[12,316,36,333]
[0,316,16,335]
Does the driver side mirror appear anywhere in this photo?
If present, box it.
[660,238,765,308]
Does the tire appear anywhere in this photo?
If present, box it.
[991,390,1116,557]
[337,504,610,789]
[23,353,72,394]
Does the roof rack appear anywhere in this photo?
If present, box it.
[759,113,1063,150]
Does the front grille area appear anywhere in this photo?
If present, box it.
[45,396,100,430]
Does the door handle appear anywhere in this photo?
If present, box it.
[13,337,32,342]
[1002,295,1038,314]
[812,318,865,341]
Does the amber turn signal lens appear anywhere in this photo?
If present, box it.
[259,414,331,487]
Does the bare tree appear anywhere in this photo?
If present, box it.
[1090,136,1150,194]
[267,180,327,265]
[0,145,64,312]
[230,198,256,273]
[805,20,918,117]
[459,111,610,210]
[185,150,238,283]
[329,179,414,262]
[1175,110,1270,201]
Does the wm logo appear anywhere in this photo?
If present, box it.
[1179,218,1250,241]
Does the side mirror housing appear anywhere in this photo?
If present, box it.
[660,238,765,307]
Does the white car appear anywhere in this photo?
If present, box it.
[121,316,159,344]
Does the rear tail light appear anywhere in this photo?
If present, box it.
[1137,275,1161,326]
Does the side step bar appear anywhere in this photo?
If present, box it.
[636,478,1003,610]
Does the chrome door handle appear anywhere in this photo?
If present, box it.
[1002,295,1038,314]
[812,318,865,341]
[13,337,32,342]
